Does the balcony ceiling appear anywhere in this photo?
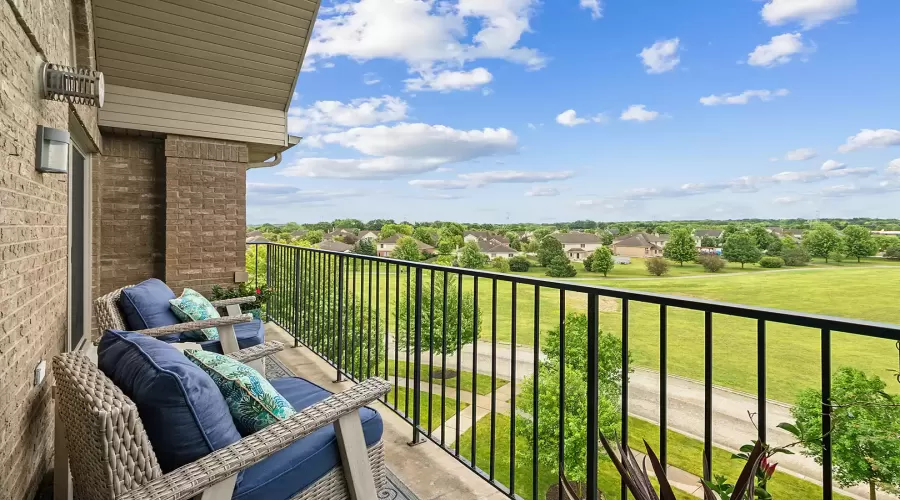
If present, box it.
[92,0,320,111]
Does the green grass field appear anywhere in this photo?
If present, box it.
[382,359,508,396]
[385,387,467,431]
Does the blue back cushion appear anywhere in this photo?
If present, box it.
[117,279,181,341]
[97,330,242,473]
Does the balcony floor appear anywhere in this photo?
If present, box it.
[266,323,510,500]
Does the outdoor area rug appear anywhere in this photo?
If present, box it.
[265,356,419,500]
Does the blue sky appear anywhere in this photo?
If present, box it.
[247,0,900,224]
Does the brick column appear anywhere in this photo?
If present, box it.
[163,135,247,295]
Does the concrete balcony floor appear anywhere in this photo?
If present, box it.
[266,323,509,500]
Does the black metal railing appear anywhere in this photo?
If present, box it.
[248,242,900,500]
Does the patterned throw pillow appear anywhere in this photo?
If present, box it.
[184,349,296,435]
[169,288,220,341]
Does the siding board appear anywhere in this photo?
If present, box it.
[100,86,287,146]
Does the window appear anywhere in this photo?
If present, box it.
[380,244,384,248]
[580,243,585,248]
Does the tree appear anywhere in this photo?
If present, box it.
[781,236,799,250]
[644,257,669,276]
[341,233,359,245]
[537,236,565,267]
[546,255,577,278]
[305,230,324,245]
[458,241,487,269]
[842,225,877,263]
[516,313,627,496]
[391,236,422,262]
[804,223,842,262]
[663,228,698,266]
[396,273,479,355]
[590,247,615,277]
[600,231,615,245]
[413,226,438,246]
[723,233,762,268]
[886,245,900,260]
[491,257,510,273]
[700,235,718,248]
[750,224,775,250]
[766,237,784,256]
[354,238,376,256]
[582,252,594,272]
[380,223,413,239]
[782,246,811,266]
[436,238,456,255]
[508,255,530,272]
[721,223,743,243]
[790,368,900,500]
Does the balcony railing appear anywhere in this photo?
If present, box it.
[248,242,900,500]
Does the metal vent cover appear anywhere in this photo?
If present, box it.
[40,62,104,107]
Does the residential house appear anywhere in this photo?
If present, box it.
[246,230,263,238]
[359,230,380,241]
[246,235,271,244]
[0,0,316,497]
[464,230,510,245]
[324,228,355,241]
[474,240,519,260]
[550,232,602,261]
[290,229,308,238]
[611,233,665,258]
[377,235,435,257]
[317,240,353,253]
[693,229,723,247]
[873,230,900,236]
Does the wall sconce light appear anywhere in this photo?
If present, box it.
[40,62,105,107]
[36,126,70,174]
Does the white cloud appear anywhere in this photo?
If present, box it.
[620,104,661,122]
[769,157,780,162]
[773,195,803,205]
[556,109,607,127]
[784,148,817,161]
[761,0,856,29]
[405,67,493,92]
[819,180,900,198]
[837,129,900,153]
[527,123,537,130]
[363,73,381,85]
[699,89,789,106]
[580,0,602,19]
[888,159,900,175]
[409,169,574,190]
[282,123,518,179]
[247,183,360,205]
[576,165,876,206]
[288,96,408,134]
[526,186,560,197]
[821,159,846,171]
[639,38,681,74]
[307,0,545,71]
[747,33,811,67]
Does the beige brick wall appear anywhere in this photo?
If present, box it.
[0,0,97,497]
[92,136,166,301]
[164,135,247,295]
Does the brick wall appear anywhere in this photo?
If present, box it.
[0,0,97,497]
[92,136,166,302]
[164,135,247,295]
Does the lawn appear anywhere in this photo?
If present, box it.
[385,386,467,432]
[279,259,900,402]
[456,414,696,500]
[381,359,508,396]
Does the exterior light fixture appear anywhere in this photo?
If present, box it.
[40,62,105,107]
[36,126,70,174]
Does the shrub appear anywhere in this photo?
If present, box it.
[546,255,577,278]
[827,251,844,263]
[491,257,510,273]
[435,254,455,266]
[758,256,784,268]
[582,253,594,272]
[644,257,669,276]
[782,247,811,266]
[508,255,531,271]
[885,246,900,260]
[698,254,726,273]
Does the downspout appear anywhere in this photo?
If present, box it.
[247,152,282,169]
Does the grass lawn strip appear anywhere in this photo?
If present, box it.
[381,359,507,396]
[385,386,467,432]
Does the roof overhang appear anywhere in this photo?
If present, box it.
[93,0,319,159]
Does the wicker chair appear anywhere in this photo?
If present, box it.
[53,350,392,500]
[95,285,267,372]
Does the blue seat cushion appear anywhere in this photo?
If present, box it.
[117,279,181,342]
[233,378,383,500]
[194,319,265,353]
[97,330,242,473]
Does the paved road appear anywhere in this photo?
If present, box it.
[402,341,890,500]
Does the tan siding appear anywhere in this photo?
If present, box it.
[100,86,286,146]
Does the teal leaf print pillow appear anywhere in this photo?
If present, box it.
[184,350,296,435]
[169,288,220,341]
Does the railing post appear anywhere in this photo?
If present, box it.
[586,292,599,500]
[335,254,345,382]
[409,266,425,446]
[293,248,300,348]
[264,243,271,323]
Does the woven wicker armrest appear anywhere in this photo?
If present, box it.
[134,314,254,338]
[210,296,257,307]
[226,341,284,363]
[118,378,392,500]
